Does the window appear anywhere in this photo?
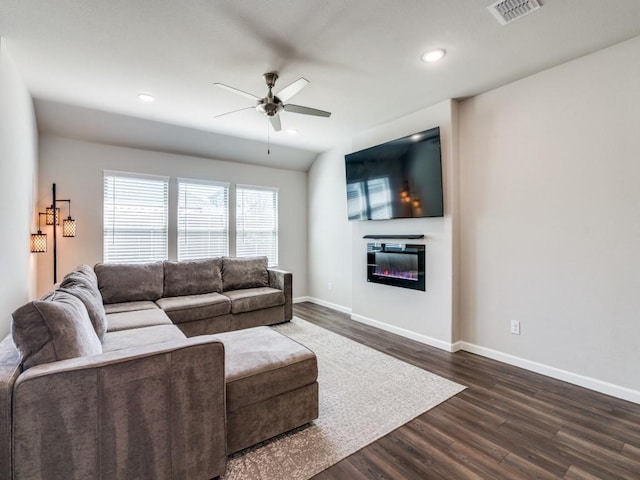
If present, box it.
[236,185,278,266]
[177,178,229,260]
[103,171,168,264]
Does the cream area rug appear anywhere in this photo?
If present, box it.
[222,317,466,480]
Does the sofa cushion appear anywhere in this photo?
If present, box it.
[163,258,222,297]
[106,309,173,332]
[156,293,231,324]
[222,256,269,291]
[59,266,108,340]
[213,327,317,411]
[223,287,285,314]
[101,324,185,353]
[104,301,159,314]
[64,264,99,288]
[95,262,164,304]
[11,290,102,369]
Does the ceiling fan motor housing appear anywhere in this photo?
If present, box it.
[257,97,283,117]
[263,72,279,88]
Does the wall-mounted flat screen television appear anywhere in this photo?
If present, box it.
[344,127,443,220]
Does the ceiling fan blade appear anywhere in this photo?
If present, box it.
[269,115,282,132]
[284,104,331,117]
[276,78,309,102]
[214,83,260,101]
[214,106,255,118]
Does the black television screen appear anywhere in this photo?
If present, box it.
[345,126,443,220]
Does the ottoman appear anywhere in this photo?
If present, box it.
[213,326,319,453]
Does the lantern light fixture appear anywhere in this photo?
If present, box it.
[30,184,78,282]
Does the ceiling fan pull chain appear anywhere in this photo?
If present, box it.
[267,119,271,155]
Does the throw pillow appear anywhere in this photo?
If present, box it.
[221,256,269,291]
[94,261,164,304]
[11,290,103,370]
[163,258,223,297]
[60,266,108,340]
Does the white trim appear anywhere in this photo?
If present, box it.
[236,183,279,193]
[103,169,169,182]
[301,296,353,315]
[177,177,230,188]
[350,313,457,352]
[459,342,640,405]
[294,301,640,404]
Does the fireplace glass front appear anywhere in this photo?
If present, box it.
[367,243,425,291]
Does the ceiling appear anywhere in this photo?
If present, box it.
[2,0,640,171]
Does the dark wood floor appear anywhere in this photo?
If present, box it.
[293,302,640,480]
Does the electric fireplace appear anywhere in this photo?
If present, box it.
[367,243,425,291]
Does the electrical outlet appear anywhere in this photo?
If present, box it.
[510,320,521,335]
[328,282,332,291]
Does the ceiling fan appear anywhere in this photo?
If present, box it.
[213,72,331,132]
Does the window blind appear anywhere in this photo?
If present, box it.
[103,172,169,264]
[177,178,229,260]
[236,185,279,267]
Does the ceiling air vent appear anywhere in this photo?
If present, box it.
[488,0,541,25]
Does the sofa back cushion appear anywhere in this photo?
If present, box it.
[95,262,164,304]
[163,258,223,297]
[11,290,102,369]
[59,265,108,340]
[222,256,269,291]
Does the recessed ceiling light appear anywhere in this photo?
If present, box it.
[421,49,446,63]
[286,129,299,135]
[137,93,155,103]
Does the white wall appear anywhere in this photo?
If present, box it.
[307,142,353,310]
[459,36,640,392]
[350,100,459,347]
[37,136,308,299]
[0,40,38,337]
[307,100,459,348]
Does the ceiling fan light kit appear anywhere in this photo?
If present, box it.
[214,72,331,134]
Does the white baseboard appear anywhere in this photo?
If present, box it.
[295,301,640,404]
[351,313,458,353]
[459,342,640,405]
[297,296,353,315]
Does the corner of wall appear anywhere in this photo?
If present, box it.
[450,99,461,343]
[0,39,39,337]
[307,143,353,310]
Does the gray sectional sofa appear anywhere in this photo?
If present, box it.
[96,255,293,336]
[0,257,319,480]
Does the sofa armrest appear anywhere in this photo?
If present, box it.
[0,336,21,480]
[268,268,292,321]
[13,336,227,480]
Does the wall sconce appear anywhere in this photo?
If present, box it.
[30,183,77,283]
